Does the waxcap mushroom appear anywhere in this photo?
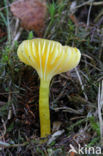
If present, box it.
[17,38,81,137]
[17,38,81,80]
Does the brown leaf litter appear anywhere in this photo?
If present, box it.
[10,0,47,37]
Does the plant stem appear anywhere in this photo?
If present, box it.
[39,79,51,137]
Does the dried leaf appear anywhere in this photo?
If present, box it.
[69,14,79,26]
[10,0,47,36]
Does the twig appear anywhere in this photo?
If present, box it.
[75,68,88,101]
[93,2,103,6]
[52,106,83,115]
[75,1,103,10]
[11,27,23,48]
[82,54,93,60]
[0,139,40,148]
[0,91,19,95]
[0,119,6,140]
[0,141,10,147]
[0,141,29,148]
[98,80,103,145]
[79,70,89,81]
[12,18,20,39]
[87,0,93,26]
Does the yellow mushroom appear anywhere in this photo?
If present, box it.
[17,38,81,137]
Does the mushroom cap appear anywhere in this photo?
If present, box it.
[17,39,81,80]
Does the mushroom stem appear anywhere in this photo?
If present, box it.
[39,79,51,137]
